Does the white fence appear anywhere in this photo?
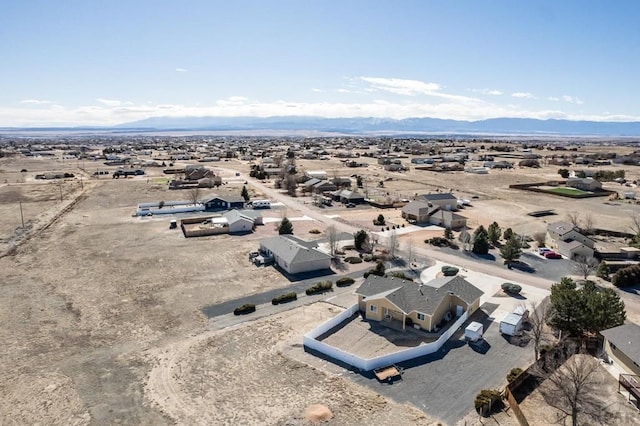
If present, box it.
[303,304,469,371]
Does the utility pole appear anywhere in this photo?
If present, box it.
[58,181,63,201]
[19,201,24,228]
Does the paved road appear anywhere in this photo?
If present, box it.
[201,269,363,317]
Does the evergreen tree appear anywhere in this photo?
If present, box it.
[500,236,522,264]
[487,221,502,245]
[503,227,514,241]
[278,217,294,235]
[241,185,250,202]
[549,277,626,337]
[354,230,369,251]
[596,261,610,280]
[549,278,583,336]
[444,227,454,240]
[472,225,490,254]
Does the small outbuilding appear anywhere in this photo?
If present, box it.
[500,313,524,336]
[464,322,484,342]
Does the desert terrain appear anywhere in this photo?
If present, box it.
[1,141,640,425]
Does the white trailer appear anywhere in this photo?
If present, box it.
[464,321,484,342]
[251,200,271,209]
[500,313,524,336]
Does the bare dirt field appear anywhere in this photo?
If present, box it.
[145,303,438,425]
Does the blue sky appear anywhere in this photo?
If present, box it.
[1,0,639,126]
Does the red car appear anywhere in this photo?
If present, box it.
[544,251,562,259]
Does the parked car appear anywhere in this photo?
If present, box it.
[345,203,356,208]
[538,247,552,255]
[544,251,562,259]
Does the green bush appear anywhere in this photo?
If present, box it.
[501,283,522,294]
[441,266,459,276]
[233,304,256,315]
[474,389,503,417]
[612,263,640,287]
[426,237,450,247]
[507,368,523,383]
[336,277,355,287]
[344,256,363,264]
[390,271,413,281]
[271,292,297,305]
[305,281,333,295]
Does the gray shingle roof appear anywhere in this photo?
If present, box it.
[601,323,640,366]
[260,235,331,265]
[402,201,439,217]
[421,193,457,202]
[355,275,483,316]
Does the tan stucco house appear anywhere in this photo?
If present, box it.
[401,201,467,229]
[601,323,640,376]
[546,221,595,259]
[355,275,483,331]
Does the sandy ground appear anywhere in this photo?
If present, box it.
[145,302,439,425]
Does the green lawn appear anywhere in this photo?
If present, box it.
[545,187,589,196]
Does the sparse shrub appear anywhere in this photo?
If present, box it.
[344,256,363,264]
[305,281,333,295]
[474,389,503,417]
[427,237,450,247]
[336,277,355,287]
[390,272,413,281]
[234,304,256,315]
[309,228,321,234]
[507,368,523,383]
[441,266,459,276]
[501,283,522,294]
[272,292,297,305]
[373,214,386,226]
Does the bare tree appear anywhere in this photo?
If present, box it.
[286,175,297,197]
[326,225,339,257]
[567,211,581,229]
[188,187,200,205]
[532,231,546,247]
[630,214,640,236]
[405,238,415,269]
[528,299,550,360]
[538,354,611,426]
[387,230,399,259]
[582,213,594,235]
[574,255,599,280]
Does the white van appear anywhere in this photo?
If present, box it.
[251,200,271,209]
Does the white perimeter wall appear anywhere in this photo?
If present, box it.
[303,304,468,371]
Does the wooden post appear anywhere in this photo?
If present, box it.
[19,201,24,228]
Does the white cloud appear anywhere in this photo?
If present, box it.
[470,88,502,96]
[0,93,631,127]
[176,68,188,72]
[548,96,560,101]
[337,89,351,93]
[562,95,584,105]
[311,88,325,93]
[21,99,53,104]
[512,92,535,99]
[96,98,122,107]
[359,77,480,104]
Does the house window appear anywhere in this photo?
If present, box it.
[417,313,425,321]
[369,305,377,313]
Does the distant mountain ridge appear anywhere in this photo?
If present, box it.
[116,116,640,136]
